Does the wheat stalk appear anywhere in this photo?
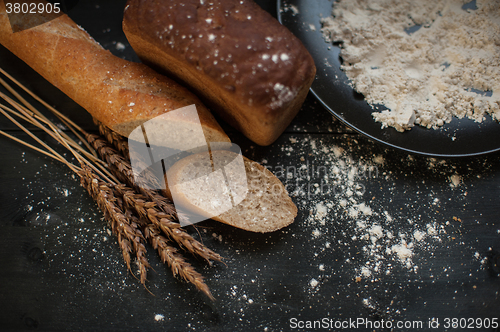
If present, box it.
[79,166,137,272]
[122,200,214,299]
[79,166,152,286]
[0,100,144,279]
[94,124,169,207]
[144,223,213,300]
[86,133,222,263]
[86,133,165,208]
[0,68,217,299]
[0,68,97,158]
[95,121,169,205]
[96,119,129,156]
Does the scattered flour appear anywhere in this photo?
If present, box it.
[282,3,300,16]
[413,230,426,242]
[321,0,500,131]
[390,242,414,266]
[449,174,462,187]
[314,202,328,220]
[115,42,126,51]
[312,229,322,238]
[280,136,471,287]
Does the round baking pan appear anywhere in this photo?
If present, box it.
[277,0,500,157]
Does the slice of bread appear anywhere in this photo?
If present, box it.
[164,150,297,233]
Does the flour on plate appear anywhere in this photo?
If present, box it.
[321,0,500,132]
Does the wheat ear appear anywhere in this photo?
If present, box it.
[124,203,213,299]
[0,71,215,298]
[86,134,222,263]
[86,133,171,213]
[144,224,214,300]
[96,119,129,156]
[0,99,148,282]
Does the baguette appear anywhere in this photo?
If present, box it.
[0,0,230,149]
[123,0,316,146]
[1,1,298,233]
[164,150,297,233]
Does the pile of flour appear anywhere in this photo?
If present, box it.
[321,0,500,132]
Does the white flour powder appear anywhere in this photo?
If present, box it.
[275,135,479,298]
[321,0,500,131]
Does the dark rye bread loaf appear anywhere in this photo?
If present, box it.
[123,0,316,146]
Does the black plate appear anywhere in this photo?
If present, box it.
[278,0,500,157]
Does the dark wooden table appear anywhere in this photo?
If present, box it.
[0,1,499,331]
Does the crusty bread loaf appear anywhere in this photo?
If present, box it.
[0,0,230,148]
[123,0,316,146]
[164,150,297,233]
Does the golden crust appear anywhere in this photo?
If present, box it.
[0,0,229,145]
